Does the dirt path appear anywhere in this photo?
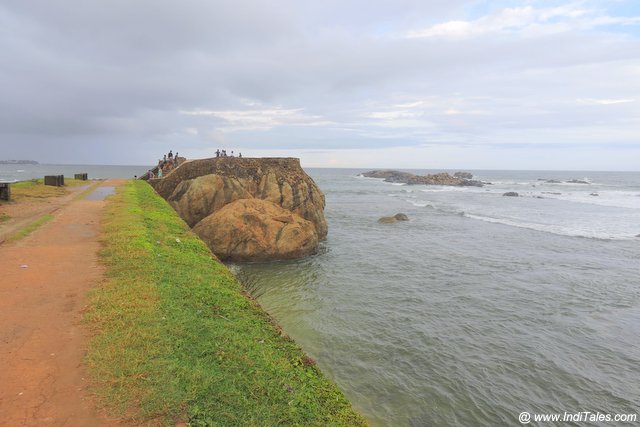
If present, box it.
[0,183,95,244]
[0,180,125,426]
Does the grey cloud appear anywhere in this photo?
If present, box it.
[1,1,639,168]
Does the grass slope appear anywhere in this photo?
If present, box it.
[86,180,367,426]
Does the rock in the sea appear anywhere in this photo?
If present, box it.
[378,217,396,224]
[193,199,318,262]
[590,193,599,197]
[361,170,405,180]
[362,170,416,183]
[361,170,483,187]
[148,157,327,262]
[150,157,327,239]
[394,213,409,221]
[409,172,462,186]
[462,179,484,187]
[503,192,519,197]
[378,213,409,224]
[567,179,589,184]
[169,174,252,228]
[453,172,473,179]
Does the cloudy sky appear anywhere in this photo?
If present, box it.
[1,0,639,170]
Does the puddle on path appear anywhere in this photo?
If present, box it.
[85,186,115,201]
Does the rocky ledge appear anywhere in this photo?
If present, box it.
[361,170,483,187]
[148,157,326,262]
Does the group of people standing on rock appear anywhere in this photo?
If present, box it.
[215,149,241,158]
[142,147,245,180]
[158,150,181,176]
[144,150,183,179]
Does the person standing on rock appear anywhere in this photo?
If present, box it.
[168,150,173,160]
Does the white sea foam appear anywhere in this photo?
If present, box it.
[367,170,640,239]
[354,174,382,181]
[538,191,640,210]
[490,181,535,186]
[405,199,429,207]
[420,186,474,193]
[463,213,635,240]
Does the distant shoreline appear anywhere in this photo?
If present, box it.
[0,160,39,165]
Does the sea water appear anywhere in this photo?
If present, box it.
[232,169,640,426]
[0,163,148,181]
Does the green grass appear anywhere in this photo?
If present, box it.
[7,214,54,242]
[86,180,367,426]
[10,178,89,201]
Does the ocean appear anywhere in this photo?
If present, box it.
[232,169,640,426]
[4,163,639,425]
[0,163,148,182]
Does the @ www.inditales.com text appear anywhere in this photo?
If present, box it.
[518,411,637,424]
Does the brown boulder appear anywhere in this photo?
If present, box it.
[192,199,319,262]
[378,216,397,224]
[169,174,253,227]
[378,213,409,224]
[150,157,327,239]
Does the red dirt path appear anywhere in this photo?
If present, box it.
[0,180,125,426]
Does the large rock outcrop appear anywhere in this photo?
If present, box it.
[193,199,319,262]
[148,157,327,261]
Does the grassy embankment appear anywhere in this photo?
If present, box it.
[86,180,367,426]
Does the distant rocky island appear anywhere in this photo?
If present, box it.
[537,178,590,184]
[0,160,38,165]
[361,170,485,187]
